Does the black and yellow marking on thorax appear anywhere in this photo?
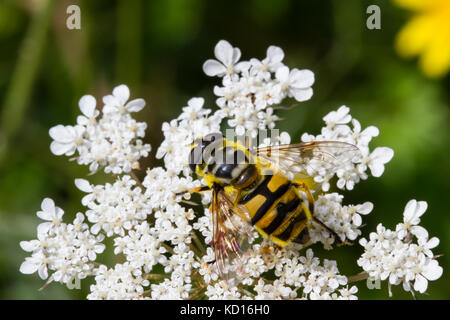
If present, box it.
[199,138,257,188]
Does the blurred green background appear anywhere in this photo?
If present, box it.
[0,0,448,299]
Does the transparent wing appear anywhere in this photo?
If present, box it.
[253,141,361,179]
[211,188,252,282]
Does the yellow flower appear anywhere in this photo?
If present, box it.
[394,0,450,78]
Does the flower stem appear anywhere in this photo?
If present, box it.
[160,242,175,255]
[347,271,369,283]
[188,286,206,300]
[145,273,170,281]
[0,0,55,164]
[191,231,206,256]
[130,170,145,190]
[189,243,203,259]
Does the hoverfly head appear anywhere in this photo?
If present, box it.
[189,132,224,172]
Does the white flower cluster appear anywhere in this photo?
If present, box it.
[87,263,150,300]
[19,40,441,300]
[357,200,443,295]
[49,85,151,174]
[75,175,152,237]
[301,105,394,192]
[19,198,105,286]
[262,248,357,300]
[204,40,314,137]
[156,97,223,176]
[200,246,357,300]
[308,193,374,249]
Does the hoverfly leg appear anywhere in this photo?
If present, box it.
[312,217,350,246]
[175,186,210,197]
[292,228,310,245]
[293,182,315,214]
[292,182,314,204]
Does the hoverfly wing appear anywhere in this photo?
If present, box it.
[253,141,361,179]
[211,187,252,282]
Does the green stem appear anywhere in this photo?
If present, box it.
[130,170,145,190]
[0,0,55,164]
[145,273,170,281]
[189,242,203,259]
[188,286,206,300]
[191,231,206,256]
[347,271,369,283]
[160,242,175,255]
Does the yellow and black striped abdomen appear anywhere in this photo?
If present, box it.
[238,170,312,246]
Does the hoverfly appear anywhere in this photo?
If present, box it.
[178,132,359,279]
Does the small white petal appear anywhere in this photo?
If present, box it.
[78,95,96,117]
[37,222,51,235]
[40,198,55,214]
[126,98,146,112]
[415,201,428,219]
[235,61,250,73]
[426,237,440,249]
[411,225,428,239]
[403,199,427,224]
[38,265,48,280]
[188,97,204,109]
[276,66,289,81]
[49,125,72,143]
[102,95,118,107]
[50,141,75,156]
[112,84,130,104]
[292,87,313,102]
[232,47,241,64]
[214,40,234,66]
[371,147,394,164]
[203,59,227,76]
[102,104,118,114]
[20,240,39,252]
[422,260,443,281]
[363,126,379,138]
[357,202,374,215]
[267,46,284,63]
[75,179,93,193]
[403,199,418,221]
[20,261,39,274]
[368,162,386,177]
[352,214,362,226]
[290,69,315,88]
[413,274,428,293]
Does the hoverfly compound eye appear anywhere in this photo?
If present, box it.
[203,132,223,143]
[188,133,224,173]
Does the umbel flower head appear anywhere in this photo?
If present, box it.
[19,40,441,300]
[358,200,442,295]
